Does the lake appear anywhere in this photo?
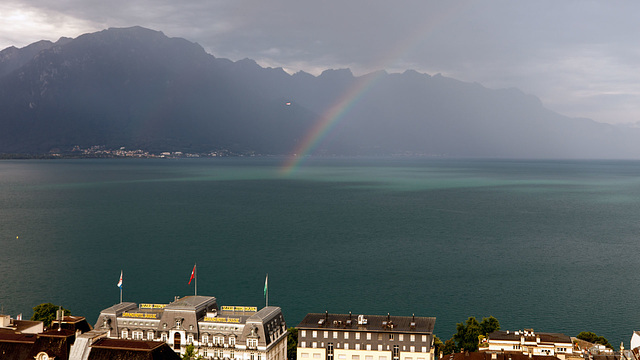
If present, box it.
[1,157,638,347]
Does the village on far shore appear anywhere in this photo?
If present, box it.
[1,293,638,360]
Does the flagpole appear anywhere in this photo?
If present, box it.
[195,263,197,296]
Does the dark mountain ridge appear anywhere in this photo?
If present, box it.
[1,26,638,158]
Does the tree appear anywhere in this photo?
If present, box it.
[433,336,444,357]
[453,317,482,352]
[30,303,70,327]
[577,332,613,349]
[287,327,298,360]
[181,344,203,360]
[479,316,500,337]
[442,338,457,355]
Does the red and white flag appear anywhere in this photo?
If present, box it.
[16,314,22,320]
[117,270,123,288]
[188,264,196,285]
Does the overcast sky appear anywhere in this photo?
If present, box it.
[1,0,639,125]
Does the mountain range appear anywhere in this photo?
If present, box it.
[1,26,639,158]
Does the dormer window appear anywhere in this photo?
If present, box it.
[248,339,258,348]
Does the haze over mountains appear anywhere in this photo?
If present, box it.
[1,26,639,158]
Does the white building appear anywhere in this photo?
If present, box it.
[481,329,573,359]
[95,295,287,360]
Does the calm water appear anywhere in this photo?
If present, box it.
[1,157,639,347]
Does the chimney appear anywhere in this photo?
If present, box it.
[56,306,63,332]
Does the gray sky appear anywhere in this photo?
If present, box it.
[2,0,639,125]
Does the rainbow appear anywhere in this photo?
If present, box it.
[279,3,470,175]
[279,72,386,175]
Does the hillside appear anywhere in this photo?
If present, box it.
[1,26,639,158]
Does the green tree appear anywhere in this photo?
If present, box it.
[30,303,70,328]
[577,332,613,349]
[479,316,500,337]
[453,317,482,352]
[181,344,203,360]
[287,327,298,360]
[433,336,444,357]
[442,338,457,355]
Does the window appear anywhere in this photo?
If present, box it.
[248,339,258,348]
[161,333,168,342]
[314,355,321,359]
[251,353,255,360]
[313,331,318,338]
[121,330,128,339]
[148,331,154,340]
[302,354,310,358]
[410,346,415,352]
[389,334,394,340]
[313,342,317,348]
[230,350,234,359]
[378,334,383,341]
[344,344,349,350]
[421,335,426,342]
[203,349,208,357]
[338,356,346,360]
[355,344,360,350]
[324,331,329,338]
[421,347,426,353]
[344,333,349,339]
[301,342,307,348]
[410,335,415,342]
[366,344,371,351]
[187,335,194,344]
[380,357,387,360]
[355,332,360,340]
[229,337,236,346]
[378,345,383,351]
[327,343,334,360]
[352,356,360,360]
[399,335,404,341]
[367,333,371,340]
[202,335,209,344]
[333,332,338,339]
[301,330,307,337]
[366,357,373,360]
[393,345,400,360]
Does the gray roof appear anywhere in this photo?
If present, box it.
[297,313,435,333]
[164,296,216,311]
[248,307,282,322]
[99,303,137,316]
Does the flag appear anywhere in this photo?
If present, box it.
[16,314,22,320]
[117,271,123,289]
[188,264,196,285]
[264,274,268,297]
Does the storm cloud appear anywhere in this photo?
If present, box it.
[2,0,640,125]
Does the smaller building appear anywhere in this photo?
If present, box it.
[297,312,436,360]
[0,314,44,334]
[482,330,573,359]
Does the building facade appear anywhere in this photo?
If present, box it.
[94,295,287,360]
[296,313,436,360]
[481,330,574,359]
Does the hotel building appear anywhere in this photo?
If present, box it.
[296,313,436,360]
[94,295,287,360]
[481,330,574,359]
